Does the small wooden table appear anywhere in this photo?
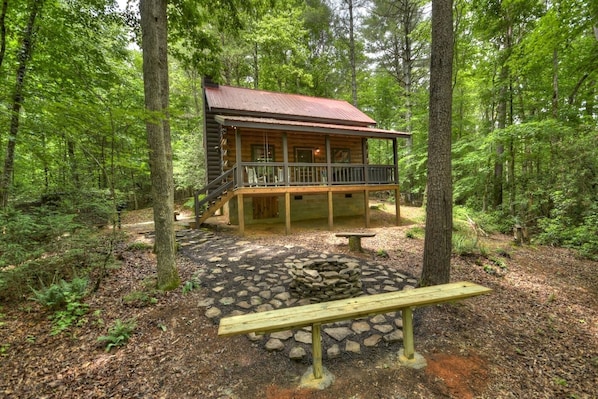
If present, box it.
[335,232,376,252]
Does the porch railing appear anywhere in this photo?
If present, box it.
[238,162,396,188]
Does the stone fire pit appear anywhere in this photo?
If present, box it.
[289,258,363,303]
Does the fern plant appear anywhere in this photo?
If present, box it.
[30,277,89,334]
[31,277,88,310]
[97,319,137,352]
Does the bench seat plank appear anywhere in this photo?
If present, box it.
[335,232,376,251]
[335,232,376,237]
[218,281,491,337]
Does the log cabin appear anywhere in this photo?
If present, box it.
[194,78,411,234]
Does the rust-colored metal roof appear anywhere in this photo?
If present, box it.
[205,85,376,127]
[214,115,411,139]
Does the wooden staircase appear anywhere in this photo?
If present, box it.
[193,166,237,227]
[195,190,235,225]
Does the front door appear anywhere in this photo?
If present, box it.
[296,148,314,163]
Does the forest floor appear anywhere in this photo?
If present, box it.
[1,203,597,399]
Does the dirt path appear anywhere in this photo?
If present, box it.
[0,206,596,398]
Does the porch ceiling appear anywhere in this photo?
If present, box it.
[214,115,411,140]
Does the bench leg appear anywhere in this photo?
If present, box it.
[398,307,427,369]
[312,323,323,379]
[300,323,334,389]
[402,307,415,359]
[348,236,362,252]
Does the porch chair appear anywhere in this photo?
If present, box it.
[246,166,266,186]
[275,167,284,185]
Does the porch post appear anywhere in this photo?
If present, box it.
[282,133,289,186]
[362,138,369,184]
[393,138,400,225]
[393,137,399,184]
[325,136,331,186]
[364,188,370,228]
[395,188,401,225]
[285,192,291,235]
[236,128,243,186]
[237,193,245,235]
[327,190,333,230]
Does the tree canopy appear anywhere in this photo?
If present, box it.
[0,0,596,268]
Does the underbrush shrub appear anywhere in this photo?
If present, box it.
[452,207,489,256]
[0,208,121,301]
[30,277,90,335]
[97,318,137,352]
[537,198,598,260]
[405,226,424,239]
[452,232,483,256]
[1,191,125,299]
[30,277,88,309]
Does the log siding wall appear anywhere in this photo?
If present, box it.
[222,128,364,165]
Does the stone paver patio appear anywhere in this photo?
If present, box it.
[176,229,419,362]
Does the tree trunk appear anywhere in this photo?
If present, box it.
[0,0,43,207]
[493,67,507,209]
[140,0,180,291]
[552,48,558,118]
[421,0,453,287]
[347,0,358,107]
[0,0,8,69]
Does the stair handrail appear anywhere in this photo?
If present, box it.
[193,166,237,226]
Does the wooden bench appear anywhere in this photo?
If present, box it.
[335,232,376,252]
[218,281,491,382]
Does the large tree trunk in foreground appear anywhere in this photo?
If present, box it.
[421,0,453,287]
[140,0,179,290]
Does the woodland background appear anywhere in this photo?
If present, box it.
[0,0,597,297]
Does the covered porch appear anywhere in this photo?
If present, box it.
[198,82,410,234]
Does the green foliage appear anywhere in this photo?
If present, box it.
[182,274,201,294]
[0,205,120,301]
[452,208,489,256]
[182,197,195,210]
[375,249,389,258]
[123,289,158,307]
[248,6,313,93]
[480,256,508,276]
[126,241,154,251]
[405,226,424,239]
[0,187,127,300]
[97,318,136,352]
[30,277,89,335]
[0,206,77,268]
[49,298,90,336]
[537,198,598,260]
[30,277,88,310]
[452,233,479,256]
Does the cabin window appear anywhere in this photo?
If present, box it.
[333,148,351,163]
[252,144,275,162]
